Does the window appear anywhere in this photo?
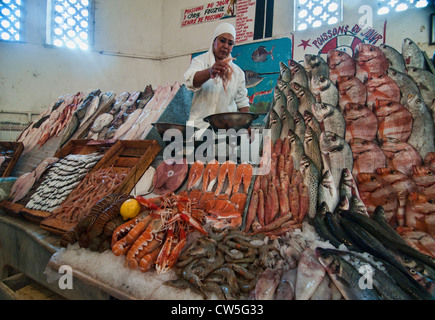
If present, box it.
[46,0,93,50]
[377,0,430,15]
[0,0,23,42]
[294,0,343,31]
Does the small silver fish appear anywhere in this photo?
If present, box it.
[402,38,425,69]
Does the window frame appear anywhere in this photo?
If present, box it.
[0,0,26,43]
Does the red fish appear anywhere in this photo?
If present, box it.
[405,192,435,236]
[354,43,389,83]
[411,165,435,197]
[350,138,387,178]
[343,103,378,142]
[327,50,356,84]
[337,76,367,112]
[381,139,423,176]
[366,73,401,109]
[374,100,413,143]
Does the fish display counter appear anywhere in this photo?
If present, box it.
[1,37,435,300]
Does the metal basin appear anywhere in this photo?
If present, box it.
[203,112,259,132]
[151,122,197,140]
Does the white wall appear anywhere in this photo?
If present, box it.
[1,0,434,141]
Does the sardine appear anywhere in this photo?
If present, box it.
[312,102,345,138]
[316,247,382,300]
[344,103,378,142]
[320,131,353,190]
[402,38,425,69]
[295,248,326,300]
[406,93,435,159]
[327,50,355,84]
[310,75,339,106]
[299,154,320,220]
[304,54,330,80]
[379,43,407,73]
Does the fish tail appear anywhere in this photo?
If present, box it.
[270,45,276,60]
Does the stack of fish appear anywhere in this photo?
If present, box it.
[25,153,102,212]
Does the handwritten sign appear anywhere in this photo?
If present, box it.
[235,0,256,43]
[181,1,236,27]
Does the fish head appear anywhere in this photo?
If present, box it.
[304,54,319,69]
[315,248,346,275]
[320,131,343,152]
[290,81,304,95]
[356,173,384,191]
[354,43,383,62]
[311,102,331,121]
[327,50,352,68]
[312,75,329,91]
[277,79,290,92]
[244,70,264,88]
[337,196,350,211]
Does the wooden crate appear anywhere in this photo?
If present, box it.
[18,139,116,224]
[0,142,24,178]
[39,139,161,235]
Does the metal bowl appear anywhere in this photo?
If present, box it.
[151,122,197,140]
[203,112,259,132]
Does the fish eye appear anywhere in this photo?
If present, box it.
[370,176,376,181]
[429,199,435,204]
[369,47,374,52]
[409,269,416,274]
[427,171,433,175]
[416,99,421,103]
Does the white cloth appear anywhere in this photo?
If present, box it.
[213,22,236,40]
[184,32,249,133]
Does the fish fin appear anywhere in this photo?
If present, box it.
[270,45,275,61]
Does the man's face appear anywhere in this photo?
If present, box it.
[213,33,234,60]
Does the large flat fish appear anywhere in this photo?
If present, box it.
[379,43,406,73]
[90,113,114,133]
[374,100,413,143]
[337,75,367,112]
[320,131,354,190]
[295,248,326,300]
[310,75,339,106]
[343,103,378,142]
[349,138,387,178]
[312,102,345,138]
[327,50,355,84]
[366,73,401,109]
[304,54,330,80]
[80,95,101,126]
[354,43,389,83]
[405,93,435,159]
[113,108,143,140]
[402,38,425,69]
[381,138,423,176]
[386,68,421,106]
[406,67,435,112]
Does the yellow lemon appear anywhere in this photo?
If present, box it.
[120,199,141,220]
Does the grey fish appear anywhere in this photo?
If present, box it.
[272,90,287,116]
[277,79,294,101]
[279,104,295,140]
[304,54,330,80]
[348,190,368,217]
[244,70,264,88]
[90,113,113,133]
[379,43,406,73]
[286,89,300,116]
[303,111,322,142]
[371,206,408,246]
[288,59,309,88]
[386,68,421,106]
[406,93,435,158]
[110,91,130,115]
[339,167,360,201]
[291,81,315,116]
[288,129,304,169]
[320,131,353,190]
[406,67,435,110]
[310,75,339,106]
[252,45,275,62]
[311,102,345,138]
[304,126,323,174]
[299,154,320,220]
[316,247,382,300]
[269,109,282,146]
[402,38,425,69]
[279,61,292,83]
[314,202,342,247]
[294,111,306,143]
[324,211,361,251]
[318,170,339,212]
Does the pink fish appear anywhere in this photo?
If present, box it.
[343,103,378,142]
[327,50,356,84]
[366,73,401,109]
[405,192,435,236]
[350,138,387,178]
[374,100,413,143]
[337,76,367,112]
[354,43,389,83]
[381,139,423,176]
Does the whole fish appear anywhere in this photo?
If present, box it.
[269,109,282,146]
[406,93,435,159]
[354,43,389,83]
[288,130,304,169]
[304,127,323,174]
[318,170,339,213]
[272,90,287,116]
[381,138,423,176]
[411,165,435,197]
[299,154,320,220]
[90,113,114,133]
[113,108,143,140]
[310,75,339,106]
[356,172,399,221]
[110,92,130,115]
[386,68,421,106]
[288,59,309,88]
[304,54,330,80]
[374,100,413,143]
[406,67,435,111]
[252,267,282,300]
[337,76,367,112]
[291,82,316,116]
[303,111,322,142]
[366,73,401,109]
[80,95,101,126]
[397,227,435,258]
[279,61,292,83]
[9,171,37,203]
[311,102,345,138]
[277,79,294,103]
[405,192,435,236]
[320,131,353,190]
[343,103,378,143]
[348,191,369,217]
[316,247,381,300]
[286,88,300,116]
[327,50,355,84]
[279,104,295,140]
[402,38,425,69]
[379,43,407,73]
[294,111,306,143]
[349,138,387,177]
[339,167,360,201]
[314,202,342,248]
[295,248,326,300]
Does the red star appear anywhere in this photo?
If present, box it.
[298,39,312,50]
